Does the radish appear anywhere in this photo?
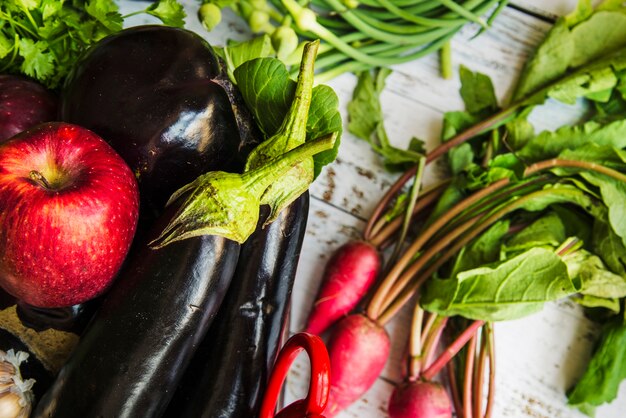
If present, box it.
[305,241,381,335]
[324,313,390,417]
[388,381,452,418]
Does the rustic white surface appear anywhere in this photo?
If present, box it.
[120,1,626,417]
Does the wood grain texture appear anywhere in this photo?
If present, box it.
[119,1,626,417]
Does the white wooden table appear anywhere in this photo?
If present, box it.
[122,1,626,416]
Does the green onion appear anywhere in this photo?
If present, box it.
[203,0,508,79]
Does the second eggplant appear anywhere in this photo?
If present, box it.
[165,192,309,418]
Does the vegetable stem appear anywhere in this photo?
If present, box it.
[441,41,453,79]
[463,334,478,418]
[525,158,626,184]
[242,132,337,196]
[368,182,446,247]
[408,304,425,381]
[386,156,425,267]
[448,359,464,416]
[473,327,488,418]
[366,178,511,320]
[422,320,484,381]
[282,40,319,149]
[484,323,496,418]
[420,315,449,372]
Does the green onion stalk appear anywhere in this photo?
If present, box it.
[199,0,509,81]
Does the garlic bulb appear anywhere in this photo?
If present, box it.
[0,350,35,418]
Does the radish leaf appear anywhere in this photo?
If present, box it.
[422,248,577,322]
[568,319,626,412]
[503,211,566,253]
[592,217,626,276]
[563,249,626,299]
[347,68,424,172]
[459,65,498,115]
[516,119,626,162]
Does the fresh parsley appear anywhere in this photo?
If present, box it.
[0,0,186,89]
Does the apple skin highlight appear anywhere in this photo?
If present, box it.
[0,122,139,308]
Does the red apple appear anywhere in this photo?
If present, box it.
[0,122,139,307]
[0,75,57,142]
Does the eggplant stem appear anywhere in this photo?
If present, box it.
[243,132,337,197]
[279,40,319,150]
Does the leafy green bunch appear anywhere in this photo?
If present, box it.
[0,0,186,89]
[350,0,626,414]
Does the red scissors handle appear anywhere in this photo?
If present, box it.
[260,332,330,418]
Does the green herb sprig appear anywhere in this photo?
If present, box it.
[0,0,186,89]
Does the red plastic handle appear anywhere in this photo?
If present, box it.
[259,332,330,418]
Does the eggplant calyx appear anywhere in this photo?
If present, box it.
[245,40,320,224]
[150,132,336,247]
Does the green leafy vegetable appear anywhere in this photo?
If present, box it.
[347,68,424,173]
[568,319,626,411]
[0,0,186,88]
[592,216,626,276]
[422,248,578,322]
[459,65,498,116]
[562,249,626,299]
[503,211,566,253]
[516,119,626,162]
[233,49,342,178]
[449,220,509,277]
[216,34,276,81]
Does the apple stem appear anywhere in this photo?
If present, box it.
[29,170,52,190]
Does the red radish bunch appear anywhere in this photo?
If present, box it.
[305,241,380,335]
